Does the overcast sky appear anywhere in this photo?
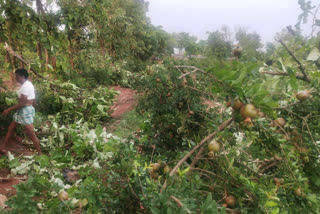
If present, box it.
[146,0,317,44]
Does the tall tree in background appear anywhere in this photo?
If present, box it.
[235,27,263,60]
[173,32,198,56]
[206,30,232,58]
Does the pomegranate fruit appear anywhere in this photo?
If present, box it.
[240,104,258,119]
[274,118,286,127]
[208,140,220,152]
[225,196,236,207]
[296,90,311,102]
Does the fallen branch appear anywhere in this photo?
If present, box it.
[161,118,233,193]
[187,136,223,175]
[276,107,319,154]
[261,70,309,82]
[4,42,46,80]
[190,167,227,182]
[170,196,192,214]
[175,65,224,85]
[277,39,310,82]
[260,161,280,174]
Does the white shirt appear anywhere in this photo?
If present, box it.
[17,80,35,100]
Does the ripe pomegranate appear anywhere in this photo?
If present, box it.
[208,140,220,152]
[225,196,236,207]
[152,163,161,172]
[240,104,258,119]
[58,191,69,201]
[296,90,311,102]
[274,118,286,127]
[294,187,302,197]
[232,100,243,112]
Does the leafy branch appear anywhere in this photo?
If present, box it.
[277,39,310,82]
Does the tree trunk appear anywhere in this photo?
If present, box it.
[5,52,9,63]
[68,44,74,70]
[45,48,49,71]
[19,50,24,68]
[51,55,56,70]
[37,42,42,60]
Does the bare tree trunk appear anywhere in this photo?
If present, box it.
[45,48,49,71]
[68,44,74,70]
[51,55,56,70]
[5,52,9,63]
[37,42,42,60]
[99,39,106,57]
[19,50,24,68]
[8,53,15,83]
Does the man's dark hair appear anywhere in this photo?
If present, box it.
[15,68,28,79]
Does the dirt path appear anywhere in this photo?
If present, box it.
[0,138,33,197]
[110,86,137,119]
[0,86,138,199]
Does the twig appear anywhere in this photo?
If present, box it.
[170,196,192,214]
[277,107,319,154]
[179,68,198,79]
[161,118,233,193]
[137,172,146,199]
[127,178,140,200]
[307,3,320,39]
[260,161,280,174]
[261,70,308,82]
[0,177,28,181]
[175,66,224,85]
[150,145,156,164]
[277,39,310,82]
[187,136,224,175]
[190,167,227,182]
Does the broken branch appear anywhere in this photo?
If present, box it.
[161,118,233,193]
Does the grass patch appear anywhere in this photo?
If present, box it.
[107,109,146,138]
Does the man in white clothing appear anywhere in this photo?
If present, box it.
[0,68,42,155]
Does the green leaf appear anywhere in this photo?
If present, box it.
[265,201,278,207]
[97,104,104,112]
[35,155,50,168]
[306,48,320,61]
[95,124,103,137]
[9,159,21,168]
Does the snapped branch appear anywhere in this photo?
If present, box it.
[4,42,46,80]
[277,39,310,82]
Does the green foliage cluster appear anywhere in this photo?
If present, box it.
[137,63,217,152]
[1,0,320,214]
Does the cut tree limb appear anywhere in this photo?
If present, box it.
[277,39,310,82]
[161,118,233,193]
[170,196,192,214]
[4,42,46,80]
[261,70,309,82]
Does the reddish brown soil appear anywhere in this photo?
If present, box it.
[110,86,137,119]
[0,138,34,197]
[0,85,138,200]
[0,168,22,197]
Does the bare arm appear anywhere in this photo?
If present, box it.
[1,94,33,117]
